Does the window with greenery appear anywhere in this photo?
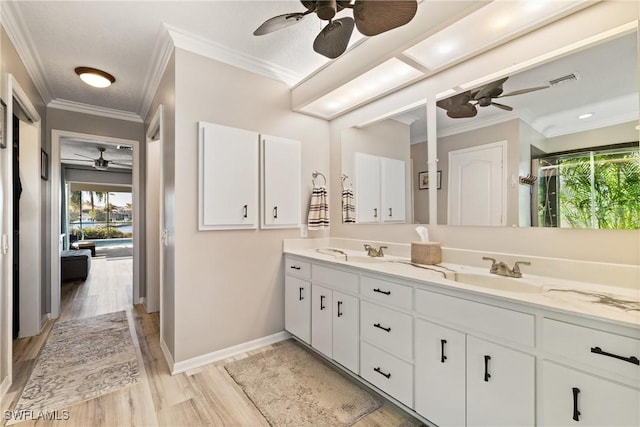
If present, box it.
[68,190,133,239]
[538,145,639,229]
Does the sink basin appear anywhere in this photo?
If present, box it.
[348,255,388,264]
[455,272,543,293]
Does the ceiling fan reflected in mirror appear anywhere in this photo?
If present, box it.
[65,147,132,171]
[437,77,550,119]
[254,0,418,59]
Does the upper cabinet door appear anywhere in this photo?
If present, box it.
[381,158,406,223]
[199,122,259,230]
[355,153,382,223]
[261,135,301,228]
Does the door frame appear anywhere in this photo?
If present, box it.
[50,130,141,318]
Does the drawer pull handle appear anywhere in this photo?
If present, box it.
[373,208,378,218]
[441,339,448,363]
[273,206,278,219]
[572,387,581,421]
[374,367,391,379]
[320,295,326,310]
[388,208,393,217]
[243,204,248,218]
[374,323,391,333]
[590,346,640,365]
[373,288,391,296]
[484,355,491,382]
[299,287,304,301]
[290,265,301,270]
[337,301,343,317]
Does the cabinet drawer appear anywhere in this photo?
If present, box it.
[415,289,534,348]
[360,341,413,407]
[285,257,311,279]
[361,276,412,311]
[543,318,640,388]
[361,302,412,361]
[312,264,359,294]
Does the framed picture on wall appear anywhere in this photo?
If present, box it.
[418,170,442,190]
[41,149,49,180]
[0,99,6,149]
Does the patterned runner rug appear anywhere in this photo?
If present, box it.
[225,339,381,427]
[13,311,140,416]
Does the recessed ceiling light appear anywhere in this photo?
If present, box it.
[577,113,594,120]
[74,67,116,88]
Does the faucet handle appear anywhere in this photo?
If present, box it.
[512,261,531,277]
[482,256,498,273]
[378,246,388,256]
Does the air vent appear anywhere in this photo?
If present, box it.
[549,73,580,87]
[116,145,133,151]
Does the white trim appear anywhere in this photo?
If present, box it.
[171,331,291,375]
[0,376,10,400]
[50,130,141,318]
[40,313,50,329]
[164,24,303,87]
[48,99,142,123]
[138,29,174,120]
[159,337,175,373]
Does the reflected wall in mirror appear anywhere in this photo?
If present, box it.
[341,104,428,224]
[435,30,639,229]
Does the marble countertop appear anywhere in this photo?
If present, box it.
[285,247,640,329]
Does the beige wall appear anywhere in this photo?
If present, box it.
[543,121,637,153]
[145,51,176,357]
[411,141,428,224]
[172,48,330,362]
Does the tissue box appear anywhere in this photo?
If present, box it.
[411,242,442,265]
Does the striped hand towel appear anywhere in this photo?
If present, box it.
[342,188,356,223]
[308,185,329,229]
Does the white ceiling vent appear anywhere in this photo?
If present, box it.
[549,72,580,87]
[117,145,133,151]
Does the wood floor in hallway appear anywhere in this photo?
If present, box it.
[3,254,421,427]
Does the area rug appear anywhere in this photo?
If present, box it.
[224,339,381,426]
[14,311,140,415]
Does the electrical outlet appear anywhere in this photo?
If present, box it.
[300,225,308,238]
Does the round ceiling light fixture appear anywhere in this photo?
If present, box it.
[74,67,116,88]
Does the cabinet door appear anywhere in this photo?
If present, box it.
[332,291,359,374]
[542,361,640,427]
[199,122,258,229]
[381,158,406,223]
[415,320,466,427]
[284,276,311,344]
[312,284,333,358]
[261,135,301,228]
[355,153,381,223]
[467,336,535,427]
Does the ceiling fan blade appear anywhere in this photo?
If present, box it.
[253,12,306,36]
[437,91,472,110]
[63,158,93,162]
[472,77,509,100]
[353,0,418,36]
[110,161,132,167]
[499,85,549,97]
[491,101,513,111]
[74,153,95,160]
[313,17,355,59]
[446,104,478,119]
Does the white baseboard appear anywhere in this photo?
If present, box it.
[171,330,291,375]
[0,375,11,400]
[159,337,175,374]
[40,313,50,330]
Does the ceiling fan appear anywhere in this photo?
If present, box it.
[66,147,131,171]
[253,0,418,59]
[437,77,549,119]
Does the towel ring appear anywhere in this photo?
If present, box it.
[341,174,352,188]
[312,171,327,186]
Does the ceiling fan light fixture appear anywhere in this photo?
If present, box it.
[74,67,115,88]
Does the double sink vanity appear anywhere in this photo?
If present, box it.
[283,238,639,427]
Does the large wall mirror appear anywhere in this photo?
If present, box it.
[340,104,428,224]
[434,30,639,229]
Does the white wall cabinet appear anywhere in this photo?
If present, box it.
[261,135,301,229]
[355,153,406,223]
[199,122,258,230]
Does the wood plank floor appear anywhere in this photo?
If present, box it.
[3,253,422,427]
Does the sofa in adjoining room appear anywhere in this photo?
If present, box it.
[61,249,92,282]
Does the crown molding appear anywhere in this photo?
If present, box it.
[138,25,174,120]
[48,99,143,123]
[2,1,54,103]
[164,24,303,87]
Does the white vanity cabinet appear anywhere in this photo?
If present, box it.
[261,135,301,229]
[354,153,406,224]
[284,258,311,344]
[198,122,259,230]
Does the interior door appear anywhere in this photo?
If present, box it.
[448,142,505,226]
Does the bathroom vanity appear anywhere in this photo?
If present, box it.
[283,242,640,427]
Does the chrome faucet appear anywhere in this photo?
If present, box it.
[482,257,531,278]
[364,244,387,257]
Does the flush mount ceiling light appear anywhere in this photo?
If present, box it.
[74,67,116,88]
[577,112,594,120]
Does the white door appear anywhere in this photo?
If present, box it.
[261,135,301,228]
[145,139,161,313]
[355,153,381,223]
[332,291,359,374]
[448,142,505,226]
[415,320,466,427]
[311,284,333,358]
[542,361,640,427]
[199,122,258,229]
[284,276,311,344]
[467,336,535,427]
[381,158,406,223]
